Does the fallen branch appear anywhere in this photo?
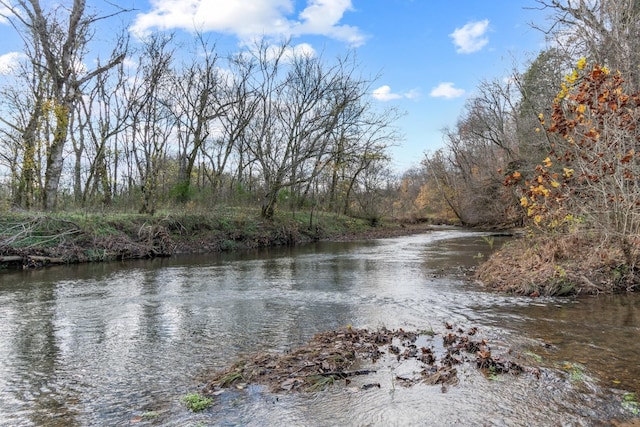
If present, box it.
[314,369,376,378]
[580,275,604,293]
[0,255,23,263]
[28,255,65,264]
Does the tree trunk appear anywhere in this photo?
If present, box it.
[261,188,278,219]
[14,97,43,209]
[43,103,70,210]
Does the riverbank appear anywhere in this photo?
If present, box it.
[0,209,436,270]
[475,231,640,296]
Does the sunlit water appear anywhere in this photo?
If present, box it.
[0,228,638,426]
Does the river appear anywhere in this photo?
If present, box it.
[0,228,638,426]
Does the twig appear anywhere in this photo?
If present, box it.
[313,369,376,378]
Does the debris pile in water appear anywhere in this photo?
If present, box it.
[204,324,528,395]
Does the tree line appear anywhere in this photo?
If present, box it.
[3,0,639,236]
[401,0,640,243]
[0,0,401,220]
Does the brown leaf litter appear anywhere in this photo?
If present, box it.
[203,325,529,396]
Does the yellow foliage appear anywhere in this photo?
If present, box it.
[565,70,579,84]
[557,82,569,100]
[531,184,550,197]
[577,57,587,70]
[415,184,431,210]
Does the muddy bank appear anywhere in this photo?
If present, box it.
[0,213,436,270]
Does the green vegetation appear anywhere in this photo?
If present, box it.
[524,351,543,363]
[480,236,495,250]
[307,375,336,391]
[141,411,160,419]
[181,393,213,412]
[561,362,586,383]
[622,392,639,415]
[1,210,424,269]
[486,365,503,382]
[216,370,244,388]
[418,325,436,337]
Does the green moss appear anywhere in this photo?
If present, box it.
[622,393,639,415]
[181,393,213,412]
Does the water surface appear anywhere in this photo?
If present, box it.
[0,228,638,426]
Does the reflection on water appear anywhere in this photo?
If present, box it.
[0,228,638,426]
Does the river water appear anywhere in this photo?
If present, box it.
[0,228,638,426]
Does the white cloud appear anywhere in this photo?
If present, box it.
[450,19,489,54]
[0,5,12,25]
[372,85,402,101]
[292,0,365,46]
[372,85,420,102]
[403,88,421,100]
[285,42,316,59]
[429,82,465,99]
[266,42,316,61]
[234,40,317,65]
[0,52,23,74]
[131,0,365,46]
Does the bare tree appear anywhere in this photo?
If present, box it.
[0,0,128,209]
[124,34,175,215]
[243,41,355,218]
[331,107,400,216]
[168,35,232,203]
[533,0,640,91]
[211,52,261,200]
[427,76,522,226]
[0,59,48,208]
[77,59,129,206]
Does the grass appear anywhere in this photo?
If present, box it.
[475,231,639,295]
[141,411,160,419]
[307,375,336,391]
[217,370,244,388]
[480,235,495,250]
[561,361,586,382]
[486,365,503,381]
[1,208,406,268]
[622,392,639,415]
[182,393,213,412]
[524,351,543,363]
[418,325,436,337]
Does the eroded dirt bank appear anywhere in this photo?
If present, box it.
[0,213,436,270]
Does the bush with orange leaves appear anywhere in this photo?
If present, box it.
[480,59,640,295]
[511,59,640,239]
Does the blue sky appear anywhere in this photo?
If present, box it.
[0,0,548,173]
